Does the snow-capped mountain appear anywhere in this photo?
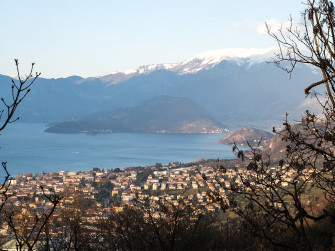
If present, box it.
[179,47,277,70]
[0,47,321,128]
[99,47,278,84]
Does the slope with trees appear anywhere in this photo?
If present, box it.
[206,0,335,250]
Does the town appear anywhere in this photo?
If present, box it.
[0,155,323,250]
[4,157,309,212]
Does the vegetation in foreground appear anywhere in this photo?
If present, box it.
[3,0,335,250]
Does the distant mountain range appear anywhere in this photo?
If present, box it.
[99,48,276,84]
[45,96,227,134]
[0,48,322,130]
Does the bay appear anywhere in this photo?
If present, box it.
[0,123,237,174]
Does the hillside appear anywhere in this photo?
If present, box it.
[45,96,227,134]
[261,123,307,160]
[218,127,273,147]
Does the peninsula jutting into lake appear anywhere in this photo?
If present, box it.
[45,96,228,134]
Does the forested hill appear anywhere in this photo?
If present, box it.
[45,96,227,134]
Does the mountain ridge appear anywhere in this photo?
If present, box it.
[0,48,322,127]
[98,47,278,85]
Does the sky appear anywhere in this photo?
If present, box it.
[0,0,306,78]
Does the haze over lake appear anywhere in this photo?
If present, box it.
[0,123,237,174]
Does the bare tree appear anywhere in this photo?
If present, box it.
[0,61,64,250]
[203,1,335,250]
[0,60,40,214]
[267,0,335,105]
[5,187,62,250]
[46,190,95,251]
[96,198,218,250]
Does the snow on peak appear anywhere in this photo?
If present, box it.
[191,47,276,61]
[177,47,277,74]
[100,47,277,84]
[124,69,137,75]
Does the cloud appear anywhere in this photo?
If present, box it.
[257,19,303,35]
[233,19,305,36]
[257,19,287,34]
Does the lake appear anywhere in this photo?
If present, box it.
[0,123,237,174]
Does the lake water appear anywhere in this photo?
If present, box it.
[0,123,237,174]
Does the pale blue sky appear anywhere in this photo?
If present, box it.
[0,0,305,78]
